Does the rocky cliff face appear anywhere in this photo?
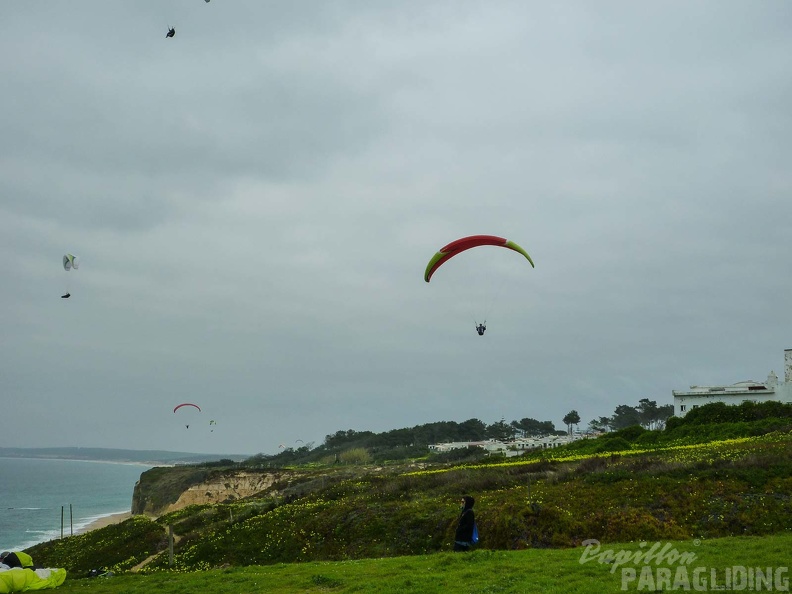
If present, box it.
[161,472,289,513]
[132,466,294,516]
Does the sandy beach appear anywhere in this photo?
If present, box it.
[77,512,132,534]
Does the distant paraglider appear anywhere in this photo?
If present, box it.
[63,254,79,272]
[424,235,534,334]
[173,403,201,413]
[174,403,201,428]
[166,27,175,38]
[62,254,79,298]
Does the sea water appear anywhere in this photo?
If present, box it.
[0,457,151,550]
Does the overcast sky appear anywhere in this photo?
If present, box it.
[1,1,790,456]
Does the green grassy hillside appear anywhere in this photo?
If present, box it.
[28,428,792,576]
[37,533,792,594]
[23,403,792,594]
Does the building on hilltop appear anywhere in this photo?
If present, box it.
[428,434,581,457]
[672,348,792,417]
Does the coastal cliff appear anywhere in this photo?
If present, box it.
[132,465,294,515]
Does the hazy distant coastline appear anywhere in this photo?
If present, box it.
[0,447,249,466]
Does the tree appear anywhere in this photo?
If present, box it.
[458,418,487,441]
[512,418,557,437]
[655,404,674,429]
[610,405,642,430]
[637,398,660,429]
[486,418,516,441]
[562,410,581,436]
[587,417,611,433]
[324,429,368,448]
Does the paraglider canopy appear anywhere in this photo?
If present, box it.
[424,235,534,334]
[424,235,533,283]
[63,254,79,271]
[62,254,79,298]
[173,403,201,429]
[173,403,201,413]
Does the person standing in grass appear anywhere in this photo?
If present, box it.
[453,495,476,552]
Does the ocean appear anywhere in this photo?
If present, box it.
[0,457,151,550]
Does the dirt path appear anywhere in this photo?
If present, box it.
[130,528,182,572]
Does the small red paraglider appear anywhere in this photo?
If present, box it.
[173,403,201,428]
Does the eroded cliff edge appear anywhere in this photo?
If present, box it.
[132,465,296,516]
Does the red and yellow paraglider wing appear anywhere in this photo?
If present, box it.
[423,235,533,282]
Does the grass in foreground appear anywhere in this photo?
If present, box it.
[52,532,792,594]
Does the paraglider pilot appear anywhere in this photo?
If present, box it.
[476,322,486,336]
[166,27,175,38]
[1,551,34,569]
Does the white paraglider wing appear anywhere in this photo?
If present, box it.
[63,254,79,271]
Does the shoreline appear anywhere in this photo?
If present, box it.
[77,512,133,534]
[0,456,160,468]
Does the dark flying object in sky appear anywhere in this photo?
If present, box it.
[166,27,175,38]
[62,254,79,298]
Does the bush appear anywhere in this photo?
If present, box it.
[610,425,647,442]
[670,401,792,427]
[429,446,487,463]
[339,448,372,464]
[594,437,631,453]
[28,516,166,574]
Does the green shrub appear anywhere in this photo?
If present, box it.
[339,447,372,464]
[610,425,647,442]
[429,446,487,463]
[594,437,631,453]
[28,516,165,574]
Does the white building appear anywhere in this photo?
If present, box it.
[672,349,792,417]
[428,434,581,457]
[510,435,576,451]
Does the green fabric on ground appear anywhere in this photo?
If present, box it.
[0,568,67,593]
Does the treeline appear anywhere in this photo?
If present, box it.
[666,399,792,428]
[243,398,677,466]
[243,416,564,466]
[323,417,565,449]
[587,398,674,432]
[242,400,791,468]
[548,400,792,457]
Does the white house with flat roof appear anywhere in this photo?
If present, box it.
[428,435,581,457]
[672,349,792,417]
